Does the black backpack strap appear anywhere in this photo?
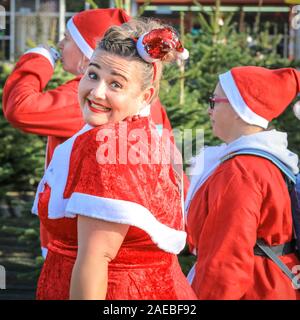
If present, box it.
[221,148,300,288]
[254,239,296,257]
[256,239,299,288]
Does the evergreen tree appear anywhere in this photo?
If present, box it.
[0,63,72,200]
[160,1,296,162]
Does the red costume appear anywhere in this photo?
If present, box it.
[186,66,300,300]
[187,153,300,299]
[32,117,196,300]
[3,8,189,256]
[2,52,179,254]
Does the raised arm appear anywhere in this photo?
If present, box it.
[3,52,84,138]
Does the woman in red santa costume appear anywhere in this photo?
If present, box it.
[31,18,196,300]
[2,8,182,259]
[186,66,300,300]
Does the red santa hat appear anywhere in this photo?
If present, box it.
[219,66,300,128]
[67,8,130,60]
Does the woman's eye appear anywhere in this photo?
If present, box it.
[111,82,122,89]
[88,72,98,80]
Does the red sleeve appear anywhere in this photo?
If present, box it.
[2,53,84,138]
[192,169,261,299]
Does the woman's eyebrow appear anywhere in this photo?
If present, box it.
[89,62,101,69]
[111,71,128,82]
[88,64,128,81]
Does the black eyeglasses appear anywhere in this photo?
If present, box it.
[208,95,229,109]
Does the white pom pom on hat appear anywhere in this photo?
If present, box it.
[178,48,189,61]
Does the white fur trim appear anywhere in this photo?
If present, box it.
[178,48,189,61]
[32,124,94,218]
[137,104,151,116]
[32,121,185,254]
[66,192,186,254]
[24,47,55,68]
[185,129,299,213]
[219,71,269,129]
[136,34,157,63]
[67,17,94,59]
[293,101,300,120]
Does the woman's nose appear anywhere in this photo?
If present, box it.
[90,82,106,99]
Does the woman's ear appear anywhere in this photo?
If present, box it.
[142,87,155,105]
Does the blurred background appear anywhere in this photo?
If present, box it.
[0,0,300,299]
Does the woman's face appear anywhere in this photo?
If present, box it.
[209,83,238,143]
[58,30,85,75]
[78,49,153,127]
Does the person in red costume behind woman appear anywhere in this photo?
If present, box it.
[32,18,196,300]
[185,66,300,299]
[2,8,183,258]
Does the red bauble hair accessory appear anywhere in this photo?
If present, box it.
[136,28,189,63]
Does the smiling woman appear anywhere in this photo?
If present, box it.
[78,51,152,127]
[2,8,192,262]
[32,17,196,300]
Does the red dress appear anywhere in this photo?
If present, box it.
[33,117,196,300]
[3,52,189,252]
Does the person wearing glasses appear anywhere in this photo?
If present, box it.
[32,18,196,300]
[185,66,300,299]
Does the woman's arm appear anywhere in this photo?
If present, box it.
[70,215,129,300]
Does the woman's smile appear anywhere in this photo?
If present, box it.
[87,99,112,113]
[78,50,153,127]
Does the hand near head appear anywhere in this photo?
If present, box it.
[37,44,61,63]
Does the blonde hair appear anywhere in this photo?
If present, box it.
[97,18,180,102]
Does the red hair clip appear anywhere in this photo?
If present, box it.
[136,28,189,63]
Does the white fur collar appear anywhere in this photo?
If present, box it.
[185,130,299,214]
[32,124,94,218]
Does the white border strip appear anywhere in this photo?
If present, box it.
[136,34,157,63]
[67,17,94,59]
[219,71,269,129]
[24,47,55,68]
[65,192,186,254]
